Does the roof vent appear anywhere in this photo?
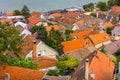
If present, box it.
[90,71,95,79]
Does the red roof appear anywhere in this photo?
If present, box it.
[89,51,114,80]
[31,11,41,18]
[46,25,60,31]
[34,56,57,69]
[0,65,46,80]
[62,39,86,53]
[27,16,40,25]
[66,11,80,18]
[111,6,120,12]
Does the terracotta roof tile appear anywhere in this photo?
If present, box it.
[62,39,86,53]
[31,11,41,18]
[75,20,84,25]
[51,12,62,18]
[0,65,46,80]
[71,30,92,39]
[34,56,57,69]
[46,25,59,31]
[27,16,40,25]
[103,22,114,28]
[5,12,15,16]
[112,6,120,12]
[0,19,13,25]
[89,32,111,45]
[66,11,80,18]
[89,51,114,80]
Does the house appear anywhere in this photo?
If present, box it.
[48,12,62,19]
[71,30,98,39]
[62,39,86,53]
[103,22,114,29]
[71,51,114,80]
[14,21,27,28]
[72,20,84,30]
[66,11,80,19]
[66,47,96,60]
[0,65,46,80]
[0,18,13,25]
[112,26,120,40]
[110,6,120,20]
[105,40,120,54]
[45,25,60,32]
[85,32,111,48]
[27,16,40,25]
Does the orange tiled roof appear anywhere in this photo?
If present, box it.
[103,22,114,28]
[89,32,111,45]
[46,25,59,31]
[66,11,80,18]
[71,30,92,39]
[28,16,40,25]
[62,39,86,53]
[75,20,84,25]
[5,12,15,16]
[34,56,57,69]
[89,51,114,80]
[112,6,120,12]
[0,19,13,25]
[52,12,62,18]
[0,65,46,80]
[31,11,41,18]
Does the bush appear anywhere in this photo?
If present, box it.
[90,13,97,17]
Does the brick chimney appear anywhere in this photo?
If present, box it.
[32,40,37,59]
[4,73,10,80]
[85,59,89,80]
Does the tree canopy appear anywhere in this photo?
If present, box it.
[97,2,108,11]
[0,23,23,54]
[14,10,21,15]
[83,3,94,12]
[21,5,30,19]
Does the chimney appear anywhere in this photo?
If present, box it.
[85,59,89,80]
[4,73,10,80]
[32,40,37,59]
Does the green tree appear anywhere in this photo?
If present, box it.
[21,5,30,19]
[0,23,23,54]
[65,29,73,41]
[90,13,97,17]
[7,58,39,70]
[106,27,113,35]
[57,55,80,70]
[83,3,94,12]
[46,28,64,55]
[29,25,39,34]
[107,0,116,7]
[37,25,47,42]
[116,48,120,57]
[14,10,21,15]
[97,2,108,11]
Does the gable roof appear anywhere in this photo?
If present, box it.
[103,22,114,28]
[62,39,86,53]
[34,56,57,69]
[88,51,114,80]
[88,32,111,45]
[51,12,62,18]
[66,11,80,18]
[111,6,120,12]
[71,30,93,39]
[27,16,40,25]
[0,65,46,80]
[75,20,84,25]
[46,25,60,31]
[31,11,41,18]
[105,40,120,54]
[5,12,15,16]
[71,51,114,80]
